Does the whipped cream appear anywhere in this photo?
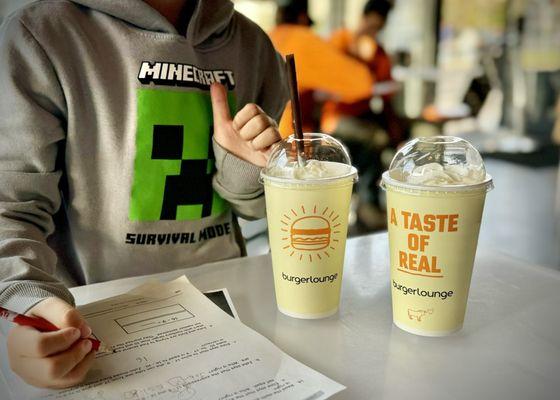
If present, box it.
[265,160,352,180]
[403,162,486,185]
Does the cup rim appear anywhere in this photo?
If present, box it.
[381,170,493,193]
[261,165,358,185]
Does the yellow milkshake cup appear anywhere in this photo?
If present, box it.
[381,136,493,336]
[261,133,357,319]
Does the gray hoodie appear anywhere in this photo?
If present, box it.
[0,0,288,313]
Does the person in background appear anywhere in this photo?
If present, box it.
[269,0,376,137]
[0,0,287,389]
[322,0,402,230]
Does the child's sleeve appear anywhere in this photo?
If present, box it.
[212,139,266,220]
[213,44,288,221]
[0,16,75,313]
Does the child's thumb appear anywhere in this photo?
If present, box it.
[210,83,232,128]
[27,297,91,338]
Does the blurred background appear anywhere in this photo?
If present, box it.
[234,0,560,271]
[1,0,559,269]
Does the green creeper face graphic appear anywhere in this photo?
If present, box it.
[129,89,234,221]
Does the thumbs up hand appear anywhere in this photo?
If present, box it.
[211,83,280,168]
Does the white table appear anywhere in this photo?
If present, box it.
[3,233,560,399]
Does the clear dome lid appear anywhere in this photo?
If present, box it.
[383,136,493,190]
[261,133,357,183]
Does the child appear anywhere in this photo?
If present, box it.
[0,0,287,388]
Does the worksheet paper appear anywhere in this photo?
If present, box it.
[1,276,344,400]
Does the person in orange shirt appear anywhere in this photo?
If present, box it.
[269,0,376,138]
[322,0,402,230]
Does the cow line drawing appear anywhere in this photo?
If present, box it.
[407,308,434,322]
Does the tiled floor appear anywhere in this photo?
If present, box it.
[244,158,560,270]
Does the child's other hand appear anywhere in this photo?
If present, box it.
[7,297,96,389]
[211,83,280,168]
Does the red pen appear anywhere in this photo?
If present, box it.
[0,306,106,351]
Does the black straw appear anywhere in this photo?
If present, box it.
[285,54,305,161]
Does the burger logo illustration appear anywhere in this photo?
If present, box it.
[291,216,330,250]
[280,205,342,262]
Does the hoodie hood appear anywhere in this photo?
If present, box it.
[68,0,235,46]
